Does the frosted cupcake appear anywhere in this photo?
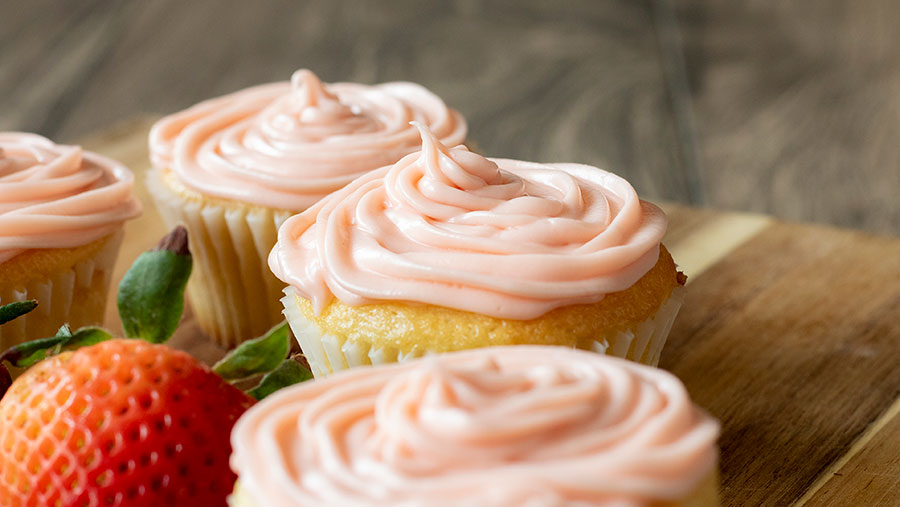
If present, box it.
[148,69,466,347]
[269,124,684,377]
[0,133,141,348]
[230,345,720,506]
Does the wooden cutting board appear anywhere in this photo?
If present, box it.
[81,118,900,507]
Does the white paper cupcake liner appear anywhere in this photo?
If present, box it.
[0,230,124,350]
[588,286,685,366]
[147,170,292,348]
[282,285,685,378]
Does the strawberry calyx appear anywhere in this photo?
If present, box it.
[0,226,311,401]
[0,324,112,369]
[0,226,192,398]
[0,361,9,397]
[118,225,193,343]
[213,321,313,400]
[0,300,37,325]
[0,300,38,392]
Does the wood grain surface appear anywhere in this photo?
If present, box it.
[675,0,900,235]
[2,1,898,235]
[662,224,900,506]
[87,119,900,507]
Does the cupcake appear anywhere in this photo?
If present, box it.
[230,346,720,506]
[0,132,141,349]
[148,69,467,347]
[269,124,684,377]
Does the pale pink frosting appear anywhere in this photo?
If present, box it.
[0,132,141,264]
[269,124,668,320]
[149,69,467,211]
[231,346,720,506]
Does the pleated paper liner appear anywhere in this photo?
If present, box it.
[282,286,685,378]
[0,230,124,350]
[146,169,291,348]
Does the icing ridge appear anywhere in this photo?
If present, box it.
[231,346,720,506]
[149,69,467,211]
[0,132,141,264]
[269,123,668,320]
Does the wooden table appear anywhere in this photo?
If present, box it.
[85,119,900,507]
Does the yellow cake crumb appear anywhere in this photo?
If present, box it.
[161,168,290,215]
[297,245,683,355]
[0,234,116,288]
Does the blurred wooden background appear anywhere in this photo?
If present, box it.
[1,0,898,235]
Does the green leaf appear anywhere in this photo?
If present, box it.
[0,326,113,369]
[1,336,67,368]
[55,324,72,339]
[117,227,192,344]
[0,300,37,325]
[213,321,291,381]
[247,358,313,400]
[56,327,112,353]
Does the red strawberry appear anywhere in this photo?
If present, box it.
[0,339,254,507]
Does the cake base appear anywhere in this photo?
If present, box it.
[282,281,684,378]
[0,230,124,351]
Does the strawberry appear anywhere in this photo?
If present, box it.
[0,227,306,506]
[0,338,254,507]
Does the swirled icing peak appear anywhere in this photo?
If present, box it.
[269,123,668,320]
[231,346,720,506]
[149,69,467,211]
[0,132,141,264]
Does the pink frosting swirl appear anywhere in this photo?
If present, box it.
[149,70,467,211]
[0,132,141,264]
[231,346,720,506]
[269,124,667,320]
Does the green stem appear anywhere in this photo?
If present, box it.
[0,300,38,325]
